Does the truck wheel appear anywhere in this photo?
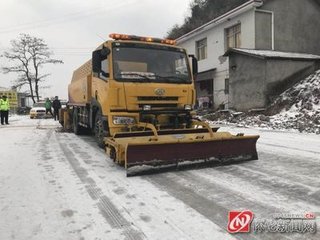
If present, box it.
[73,109,84,135]
[94,113,107,148]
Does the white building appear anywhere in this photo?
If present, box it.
[176,0,320,110]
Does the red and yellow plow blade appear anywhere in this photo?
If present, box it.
[105,123,259,176]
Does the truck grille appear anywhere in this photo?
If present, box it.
[137,96,179,109]
[137,96,178,101]
[138,104,178,108]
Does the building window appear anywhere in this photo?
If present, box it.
[196,38,207,60]
[226,24,241,49]
[225,78,229,94]
[199,79,213,94]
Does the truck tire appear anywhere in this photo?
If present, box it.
[73,108,84,135]
[94,112,107,148]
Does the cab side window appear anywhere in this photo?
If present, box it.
[101,58,109,79]
[92,47,110,80]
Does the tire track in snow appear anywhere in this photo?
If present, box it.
[257,141,320,162]
[146,173,264,240]
[197,165,320,211]
[54,130,318,240]
[34,127,87,239]
[176,171,307,240]
[55,133,146,240]
[61,133,235,240]
[237,152,320,188]
[175,170,284,213]
[259,142,320,155]
[147,171,313,240]
[206,163,320,207]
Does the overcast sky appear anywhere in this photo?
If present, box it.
[0,0,192,99]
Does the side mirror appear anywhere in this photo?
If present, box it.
[188,54,198,75]
[92,50,101,73]
[101,48,110,58]
[92,47,110,73]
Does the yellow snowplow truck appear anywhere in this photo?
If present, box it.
[62,33,259,176]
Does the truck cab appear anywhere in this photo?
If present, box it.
[68,33,197,146]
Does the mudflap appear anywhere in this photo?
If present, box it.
[125,135,259,177]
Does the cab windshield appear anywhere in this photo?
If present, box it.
[112,43,192,84]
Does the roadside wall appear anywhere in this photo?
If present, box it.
[229,53,320,111]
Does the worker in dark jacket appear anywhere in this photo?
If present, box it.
[52,96,61,121]
[0,95,10,125]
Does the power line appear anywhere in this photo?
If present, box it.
[0,0,138,34]
[51,47,93,49]
[0,9,103,34]
[0,7,100,31]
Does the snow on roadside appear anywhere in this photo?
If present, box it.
[0,116,236,240]
[8,114,60,127]
[203,69,320,134]
[267,69,320,132]
[0,118,119,240]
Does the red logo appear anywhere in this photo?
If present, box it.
[227,210,254,233]
[305,212,315,219]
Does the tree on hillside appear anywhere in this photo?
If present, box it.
[1,34,63,103]
[167,0,248,39]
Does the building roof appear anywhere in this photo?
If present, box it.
[0,86,11,91]
[176,0,263,43]
[224,48,320,60]
[196,68,216,81]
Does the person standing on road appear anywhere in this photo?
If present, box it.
[0,95,10,125]
[45,98,53,117]
[52,96,61,121]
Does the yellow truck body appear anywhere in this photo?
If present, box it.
[68,35,196,136]
[65,33,259,176]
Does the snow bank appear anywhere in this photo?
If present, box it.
[202,69,320,134]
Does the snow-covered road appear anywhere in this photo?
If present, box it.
[0,116,319,240]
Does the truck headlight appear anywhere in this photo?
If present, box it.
[143,105,151,111]
[184,104,192,110]
[112,116,135,125]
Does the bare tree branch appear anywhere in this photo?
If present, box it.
[0,33,63,103]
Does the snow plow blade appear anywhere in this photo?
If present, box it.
[126,134,258,176]
[105,122,259,176]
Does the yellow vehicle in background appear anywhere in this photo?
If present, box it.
[62,33,259,175]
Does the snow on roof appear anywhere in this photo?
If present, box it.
[224,48,320,60]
